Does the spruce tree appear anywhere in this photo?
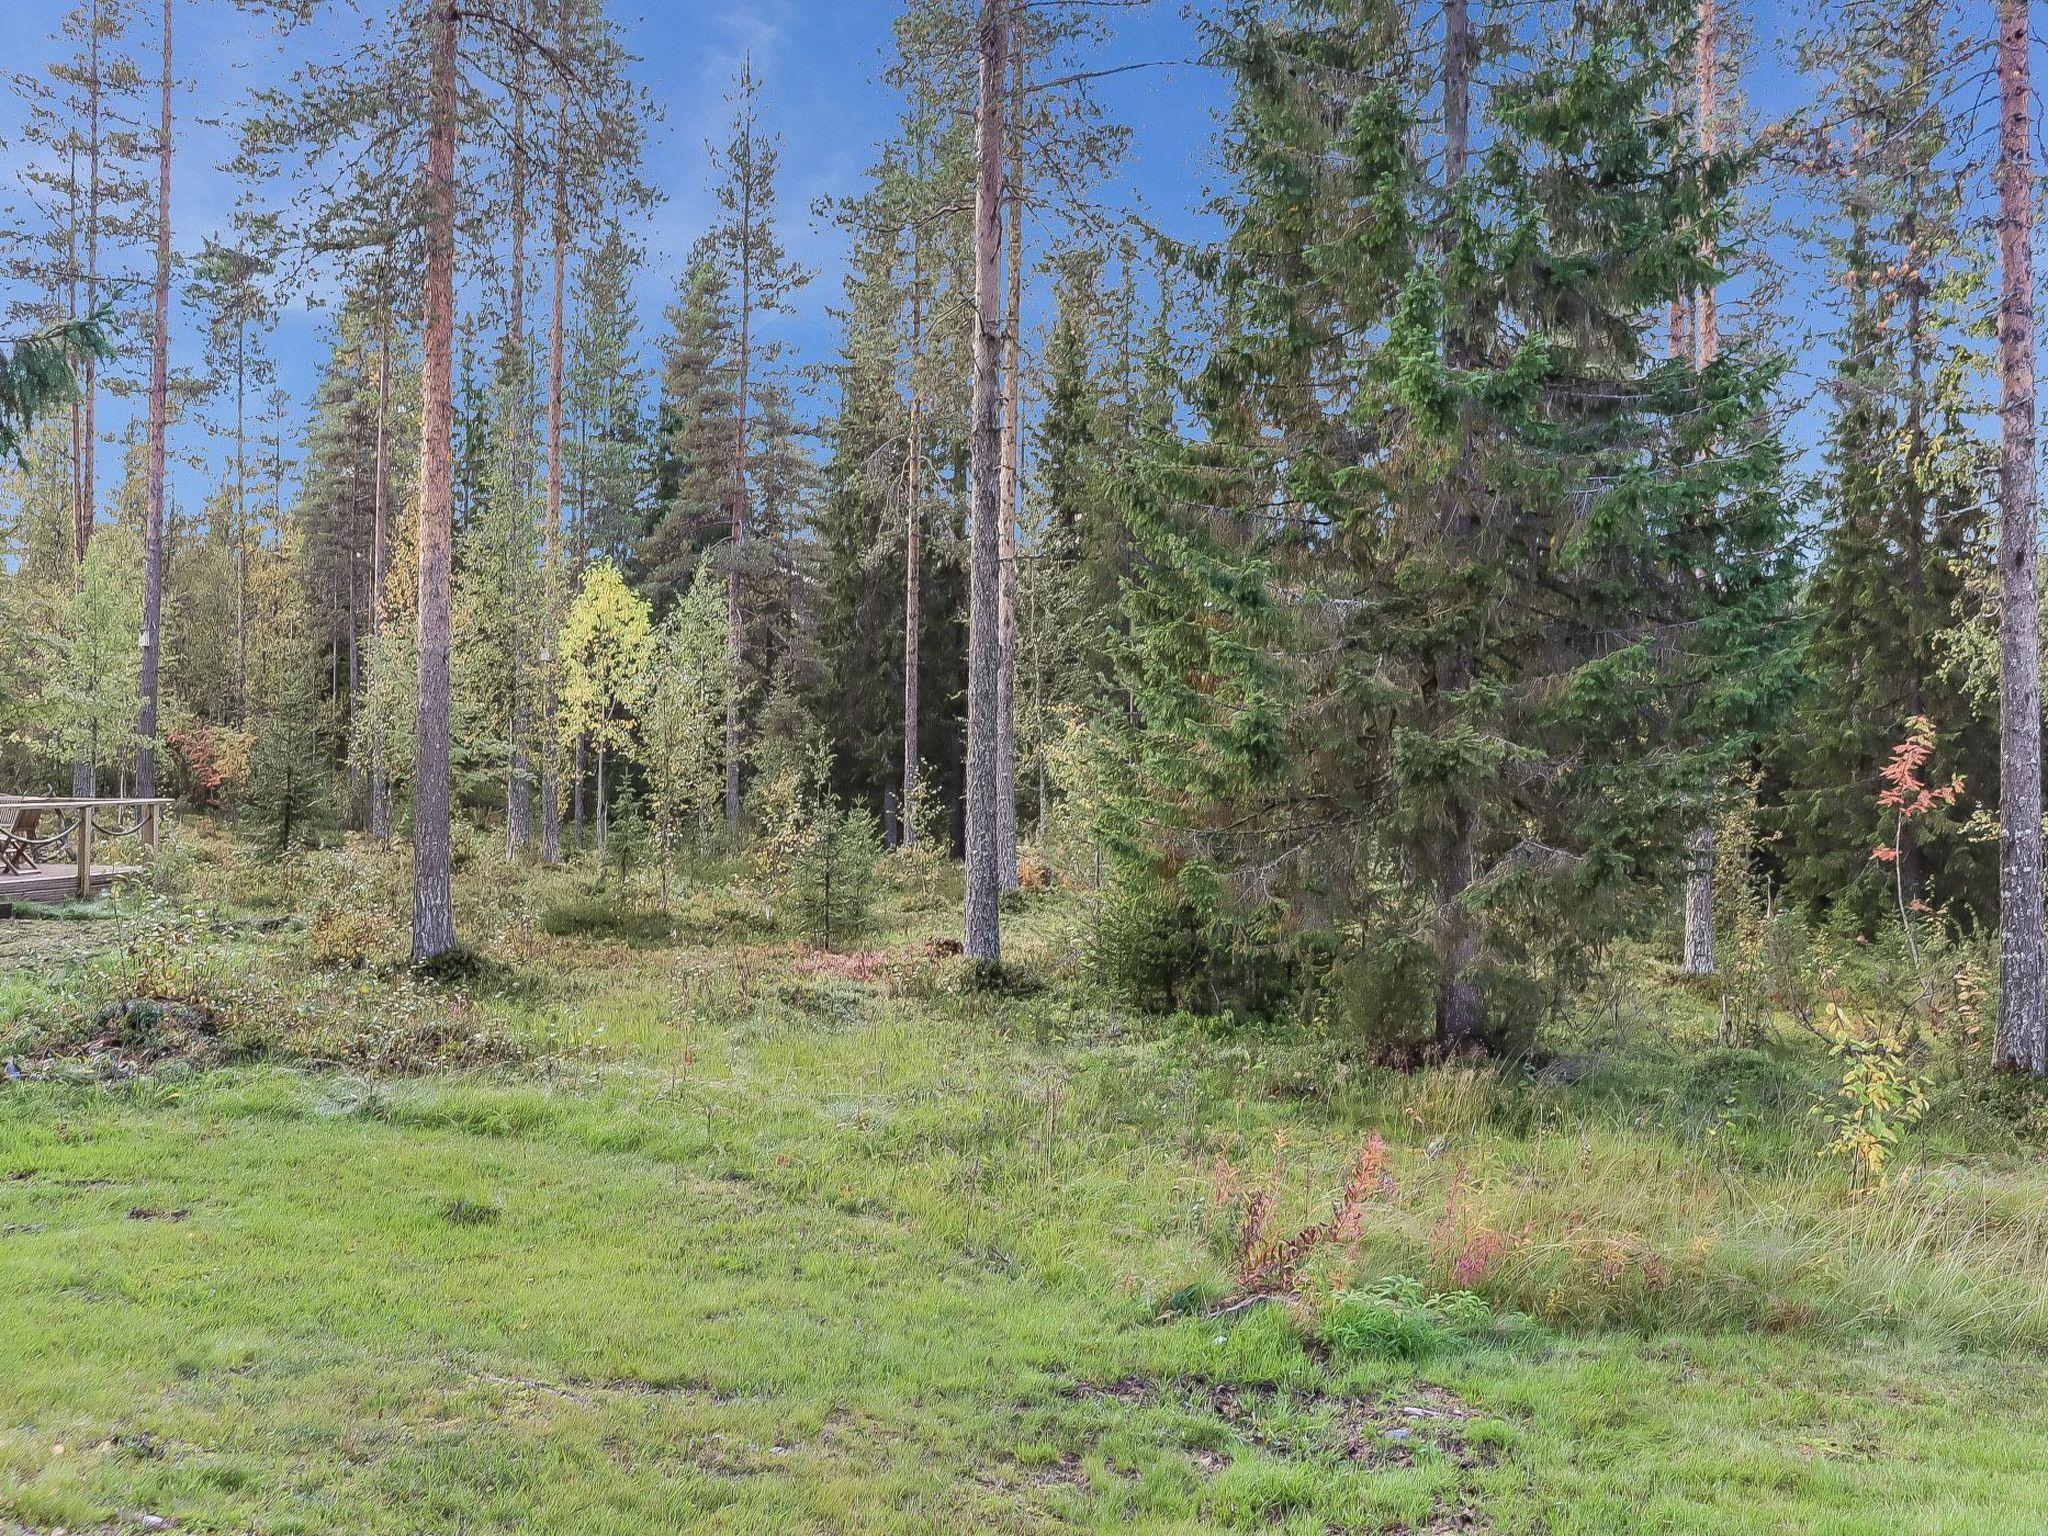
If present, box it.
[1104,0,1795,1047]
[644,239,738,599]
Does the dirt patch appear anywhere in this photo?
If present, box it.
[472,1367,762,1409]
[1066,1374,1487,1472]
[976,1449,1092,1495]
[790,948,895,984]
[12,997,228,1080]
[126,1206,190,1222]
[1209,1379,1483,1469]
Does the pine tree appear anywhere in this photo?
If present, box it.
[1992,0,2043,1073]
[188,239,277,726]
[535,0,648,867]
[7,0,153,584]
[134,0,173,799]
[707,57,811,833]
[1774,0,1993,929]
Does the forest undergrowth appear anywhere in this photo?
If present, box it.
[5,822,2048,1534]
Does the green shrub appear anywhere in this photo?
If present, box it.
[1319,1276,1493,1362]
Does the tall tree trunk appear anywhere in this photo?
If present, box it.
[504,25,533,860]
[540,84,568,866]
[73,6,105,800]
[80,1,101,568]
[235,323,249,725]
[964,0,1007,965]
[902,210,924,846]
[1681,0,1719,977]
[995,10,1024,891]
[411,0,461,965]
[369,314,393,840]
[135,0,171,799]
[727,104,755,837]
[1434,0,1484,1049]
[66,146,82,585]
[1994,0,2045,1074]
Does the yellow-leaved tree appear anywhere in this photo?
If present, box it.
[557,563,652,857]
[634,566,731,905]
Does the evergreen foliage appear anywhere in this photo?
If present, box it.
[1101,0,1798,1045]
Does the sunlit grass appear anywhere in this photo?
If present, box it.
[4,840,2048,1532]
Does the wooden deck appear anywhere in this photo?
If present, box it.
[0,796,168,912]
[0,862,139,908]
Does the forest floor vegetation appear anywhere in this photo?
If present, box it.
[4,822,2048,1533]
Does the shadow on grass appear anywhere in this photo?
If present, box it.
[539,894,689,949]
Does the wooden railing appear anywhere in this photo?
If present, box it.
[0,796,171,899]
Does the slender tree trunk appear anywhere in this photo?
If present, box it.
[505,31,533,860]
[540,85,568,865]
[235,324,249,725]
[81,3,101,566]
[1434,0,1484,1049]
[902,219,924,846]
[1693,4,1718,368]
[1681,0,1718,976]
[135,0,171,798]
[1994,0,2045,1074]
[411,0,461,965]
[573,734,587,850]
[995,12,1023,891]
[73,7,104,801]
[370,314,393,840]
[727,101,755,836]
[66,146,82,585]
[964,0,1008,964]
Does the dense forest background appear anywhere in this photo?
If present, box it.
[1,0,2042,1067]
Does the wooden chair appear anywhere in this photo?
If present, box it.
[0,800,39,876]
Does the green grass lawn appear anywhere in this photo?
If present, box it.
[5,855,2048,1533]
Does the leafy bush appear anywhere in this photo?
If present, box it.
[165,723,253,808]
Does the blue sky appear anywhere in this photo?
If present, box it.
[1,0,1229,525]
[0,0,2018,527]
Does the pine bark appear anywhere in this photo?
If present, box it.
[1434,0,1484,1049]
[1680,0,1718,976]
[234,323,249,726]
[73,7,106,798]
[726,89,756,834]
[80,5,101,569]
[902,215,924,846]
[411,0,461,965]
[136,0,170,798]
[504,30,533,859]
[964,0,1008,964]
[540,85,568,865]
[369,315,393,840]
[1994,0,2045,1074]
[995,15,1023,891]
